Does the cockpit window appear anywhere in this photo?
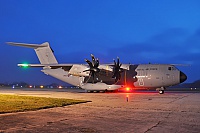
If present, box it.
[168,66,176,71]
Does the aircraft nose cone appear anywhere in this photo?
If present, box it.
[180,71,187,83]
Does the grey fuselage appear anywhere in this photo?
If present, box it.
[42,64,187,91]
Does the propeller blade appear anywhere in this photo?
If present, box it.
[113,59,116,66]
[117,57,119,67]
[83,54,100,84]
[120,63,122,67]
[83,69,90,72]
[85,59,93,68]
[94,58,99,68]
[91,72,95,84]
[91,54,96,66]
[112,57,123,82]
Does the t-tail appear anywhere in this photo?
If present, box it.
[7,42,58,65]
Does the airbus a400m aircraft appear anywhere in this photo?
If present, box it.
[7,42,187,94]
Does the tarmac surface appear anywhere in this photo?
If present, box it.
[0,88,200,133]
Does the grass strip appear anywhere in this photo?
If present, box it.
[0,94,89,114]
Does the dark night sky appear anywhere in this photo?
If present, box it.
[0,0,200,85]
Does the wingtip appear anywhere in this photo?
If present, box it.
[6,42,14,45]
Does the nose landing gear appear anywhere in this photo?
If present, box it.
[156,87,165,94]
[159,90,164,94]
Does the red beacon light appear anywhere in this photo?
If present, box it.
[126,87,130,91]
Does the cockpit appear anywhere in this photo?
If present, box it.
[168,66,176,71]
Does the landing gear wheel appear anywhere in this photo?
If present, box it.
[159,90,164,94]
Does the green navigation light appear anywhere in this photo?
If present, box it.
[21,63,29,68]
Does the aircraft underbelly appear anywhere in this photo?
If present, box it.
[81,83,121,91]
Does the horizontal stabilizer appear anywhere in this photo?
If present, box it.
[6,42,48,49]
[18,63,73,71]
[18,64,48,67]
[18,64,74,67]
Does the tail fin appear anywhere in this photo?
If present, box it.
[7,42,58,64]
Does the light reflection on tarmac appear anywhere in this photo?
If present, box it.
[0,87,200,133]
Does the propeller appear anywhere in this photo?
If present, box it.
[112,57,123,82]
[83,54,100,83]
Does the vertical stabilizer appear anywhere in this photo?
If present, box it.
[34,42,58,64]
[7,42,58,64]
